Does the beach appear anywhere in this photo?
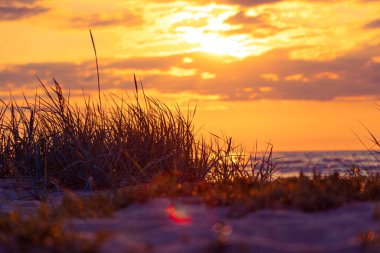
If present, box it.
[1,179,379,253]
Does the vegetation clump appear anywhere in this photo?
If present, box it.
[0,79,274,192]
[0,204,107,253]
[1,171,380,252]
[130,171,380,215]
[1,77,380,213]
[40,170,380,219]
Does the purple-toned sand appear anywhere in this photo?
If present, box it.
[0,180,378,253]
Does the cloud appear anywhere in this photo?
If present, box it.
[365,18,380,29]
[223,11,290,38]
[171,17,210,29]
[0,6,48,21]
[0,0,48,21]
[150,0,283,6]
[2,44,380,101]
[107,55,182,70]
[69,12,144,29]
[152,0,372,7]
[0,62,97,91]
[227,12,271,25]
[1,0,39,4]
[217,0,283,6]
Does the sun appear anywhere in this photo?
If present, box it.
[167,5,256,58]
[180,28,253,58]
[177,27,252,58]
[198,34,253,58]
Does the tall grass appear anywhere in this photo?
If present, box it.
[0,31,276,191]
[0,77,276,191]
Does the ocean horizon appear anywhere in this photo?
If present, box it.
[272,150,380,177]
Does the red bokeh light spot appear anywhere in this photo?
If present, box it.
[166,204,192,224]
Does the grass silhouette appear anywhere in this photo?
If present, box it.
[0,75,278,194]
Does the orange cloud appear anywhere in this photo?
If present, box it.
[0,0,48,21]
[365,18,380,29]
[261,74,279,82]
[69,12,143,29]
[315,72,340,80]
[223,11,289,38]
[285,74,309,82]
[2,43,380,101]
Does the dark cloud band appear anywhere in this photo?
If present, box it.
[0,6,48,21]
[365,19,380,29]
[1,44,380,101]
[0,0,48,21]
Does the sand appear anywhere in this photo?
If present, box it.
[0,180,379,253]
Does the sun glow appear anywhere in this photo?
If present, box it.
[180,28,253,58]
[165,4,258,58]
[198,34,252,58]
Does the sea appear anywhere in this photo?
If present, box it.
[272,150,380,177]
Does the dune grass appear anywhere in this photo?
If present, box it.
[86,171,380,217]
[1,171,380,252]
[0,77,278,197]
[0,205,108,253]
[0,74,379,208]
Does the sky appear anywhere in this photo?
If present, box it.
[1,0,380,151]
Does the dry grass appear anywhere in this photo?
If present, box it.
[0,204,108,252]
[46,171,380,219]
[2,171,380,252]
[0,78,276,195]
[140,172,380,215]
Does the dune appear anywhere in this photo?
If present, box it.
[1,179,379,253]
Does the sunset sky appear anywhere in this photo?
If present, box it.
[1,0,380,151]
